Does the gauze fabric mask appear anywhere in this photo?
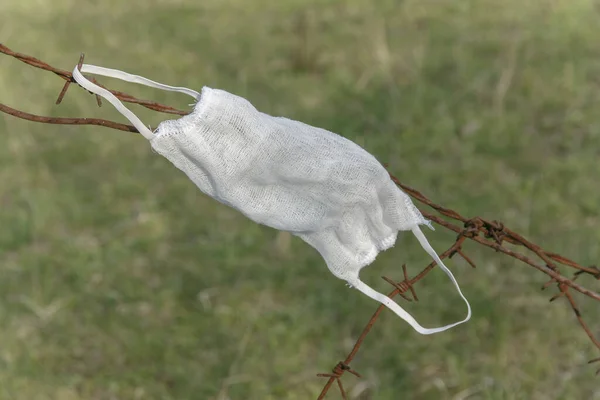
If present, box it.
[72,64,471,335]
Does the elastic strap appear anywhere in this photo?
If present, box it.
[348,226,471,335]
[410,226,471,332]
[71,64,199,140]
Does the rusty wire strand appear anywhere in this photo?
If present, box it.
[0,43,189,118]
[316,180,600,398]
[316,238,469,399]
[1,44,598,399]
[0,103,138,133]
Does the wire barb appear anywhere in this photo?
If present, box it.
[382,264,419,302]
[573,266,600,280]
[449,245,477,269]
[588,357,600,375]
[55,53,103,107]
[56,53,81,104]
[317,362,362,400]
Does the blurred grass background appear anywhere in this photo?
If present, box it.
[1,0,600,398]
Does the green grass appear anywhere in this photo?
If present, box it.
[1,0,600,398]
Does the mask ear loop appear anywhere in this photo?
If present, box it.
[410,225,472,331]
[71,64,200,140]
[347,225,471,335]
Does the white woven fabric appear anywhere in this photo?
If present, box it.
[73,64,471,335]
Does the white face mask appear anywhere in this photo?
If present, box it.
[72,64,471,335]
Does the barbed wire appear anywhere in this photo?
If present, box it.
[316,180,600,399]
[0,43,188,117]
[1,43,598,400]
[0,103,139,133]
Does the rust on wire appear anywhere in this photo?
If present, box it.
[317,362,362,400]
[0,43,72,80]
[1,44,599,400]
[0,103,138,133]
[0,43,188,117]
[56,53,82,104]
[450,246,477,269]
[316,202,600,398]
[382,264,419,302]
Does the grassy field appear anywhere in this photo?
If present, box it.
[1,0,600,398]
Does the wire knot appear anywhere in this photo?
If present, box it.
[382,264,418,301]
